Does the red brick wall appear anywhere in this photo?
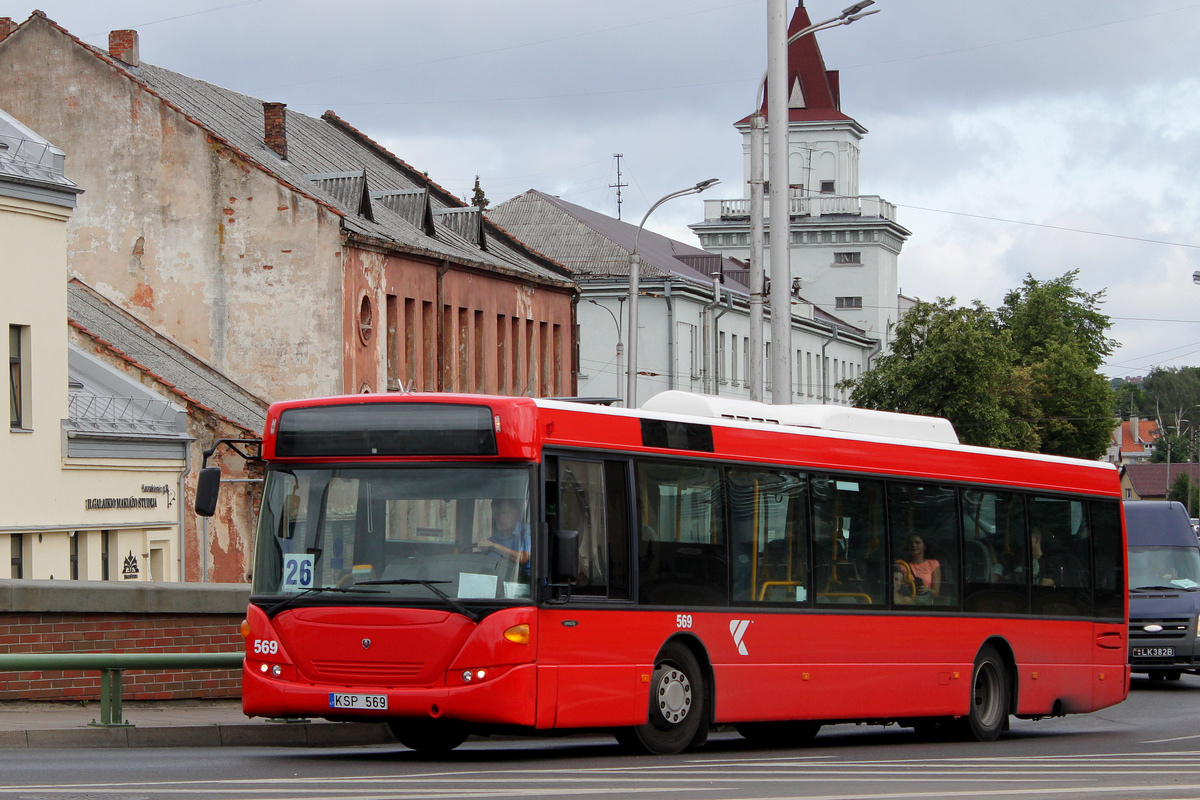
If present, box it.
[0,612,243,701]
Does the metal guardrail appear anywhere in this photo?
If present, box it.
[0,652,244,728]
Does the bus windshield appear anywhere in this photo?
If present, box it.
[251,465,533,603]
[1129,545,1200,591]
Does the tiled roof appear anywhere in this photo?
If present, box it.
[68,280,268,435]
[1122,462,1200,498]
[125,63,573,288]
[1111,418,1160,454]
[488,189,866,334]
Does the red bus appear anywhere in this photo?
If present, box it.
[197,390,1128,754]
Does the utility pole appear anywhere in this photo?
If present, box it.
[610,154,628,221]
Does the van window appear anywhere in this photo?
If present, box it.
[1129,546,1200,591]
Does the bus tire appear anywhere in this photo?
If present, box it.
[958,645,1009,742]
[736,721,821,747]
[388,719,469,754]
[618,641,708,755]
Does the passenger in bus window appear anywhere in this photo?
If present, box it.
[477,498,531,576]
[901,535,941,596]
[1030,529,1055,586]
[892,561,916,605]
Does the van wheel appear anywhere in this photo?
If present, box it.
[388,719,469,754]
[956,645,1008,741]
[616,642,707,754]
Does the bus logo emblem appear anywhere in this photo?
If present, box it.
[729,619,751,656]
[362,639,372,649]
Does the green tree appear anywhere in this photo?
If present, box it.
[850,298,1037,450]
[849,271,1115,459]
[1168,472,1199,517]
[470,175,489,210]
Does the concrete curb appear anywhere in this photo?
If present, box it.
[0,722,395,749]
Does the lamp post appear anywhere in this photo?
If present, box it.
[587,298,624,403]
[754,0,880,404]
[627,178,720,407]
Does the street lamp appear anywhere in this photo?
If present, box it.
[627,178,720,407]
[587,298,624,403]
[753,0,880,404]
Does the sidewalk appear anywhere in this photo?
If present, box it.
[0,699,396,749]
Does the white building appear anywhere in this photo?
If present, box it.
[691,2,913,347]
[489,190,876,407]
[2,107,192,582]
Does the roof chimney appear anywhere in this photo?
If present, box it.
[1131,415,1140,444]
[108,29,139,66]
[0,18,17,42]
[263,102,287,160]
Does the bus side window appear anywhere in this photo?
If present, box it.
[558,458,632,600]
[962,489,1028,614]
[1089,500,1123,620]
[812,475,886,606]
[887,483,959,609]
[1029,496,1092,617]
[635,460,727,607]
[728,468,808,604]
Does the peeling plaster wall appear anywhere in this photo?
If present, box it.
[0,18,344,404]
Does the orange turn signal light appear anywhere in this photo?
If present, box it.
[239,618,251,639]
[503,624,530,645]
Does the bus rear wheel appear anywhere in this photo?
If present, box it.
[736,721,821,747]
[388,719,469,754]
[957,645,1009,742]
[616,642,708,755]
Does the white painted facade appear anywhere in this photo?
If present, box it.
[1,108,185,583]
[576,283,875,408]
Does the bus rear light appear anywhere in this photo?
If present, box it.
[239,619,251,639]
[504,624,530,645]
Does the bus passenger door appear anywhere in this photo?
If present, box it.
[539,456,643,729]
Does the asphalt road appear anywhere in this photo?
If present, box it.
[3,674,1200,800]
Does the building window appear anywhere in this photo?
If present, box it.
[9,325,29,430]
[10,534,22,579]
[820,180,835,194]
[834,252,861,265]
[70,532,79,580]
[836,297,863,309]
[101,530,111,581]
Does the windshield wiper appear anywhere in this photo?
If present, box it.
[1132,585,1199,593]
[357,579,479,622]
[263,585,388,618]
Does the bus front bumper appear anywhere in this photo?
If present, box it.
[242,660,538,727]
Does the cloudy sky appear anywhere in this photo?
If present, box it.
[12,0,1200,379]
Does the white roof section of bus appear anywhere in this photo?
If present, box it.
[533,392,1118,475]
[639,390,959,445]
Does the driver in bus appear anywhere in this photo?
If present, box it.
[477,498,531,577]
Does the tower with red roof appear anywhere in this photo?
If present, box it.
[691,2,911,350]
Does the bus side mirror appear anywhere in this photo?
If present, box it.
[195,467,222,517]
[553,529,579,583]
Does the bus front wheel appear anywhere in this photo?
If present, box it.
[616,642,708,755]
[388,719,469,754]
[957,645,1009,742]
